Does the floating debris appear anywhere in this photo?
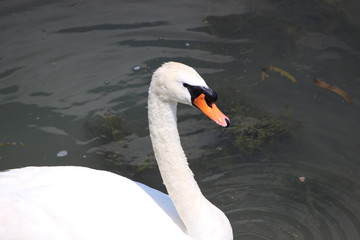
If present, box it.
[56,150,68,157]
[299,176,306,182]
[132,65,141,71]
[267,66,297,83]
[313,78,352,103]
[260,68,268,81]
[247,66,296,89]
[0,142,16,147]
[185,42,190,47]
[0,142,25,147]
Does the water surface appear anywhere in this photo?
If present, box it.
[1,1,360,239]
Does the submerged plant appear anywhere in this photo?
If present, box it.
[230,105,300,154]
[85,111,126,143]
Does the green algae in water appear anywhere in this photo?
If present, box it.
[85,111,126,143]
[230,105,300,154]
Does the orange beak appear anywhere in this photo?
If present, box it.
[193,93,230,127]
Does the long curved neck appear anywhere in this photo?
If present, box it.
[148,87,208,237]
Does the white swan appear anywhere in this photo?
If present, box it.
[0,62,233,240]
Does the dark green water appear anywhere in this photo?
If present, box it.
[1,1,360,239]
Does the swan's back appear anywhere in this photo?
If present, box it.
[0,166,189,240]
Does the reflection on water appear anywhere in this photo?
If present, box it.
[1,0,360,239]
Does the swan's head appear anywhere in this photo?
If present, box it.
[150,62,230,127]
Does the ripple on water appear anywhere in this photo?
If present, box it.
[206,161,360,240]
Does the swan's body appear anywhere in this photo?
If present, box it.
[0,166,188,240]
[0,62,233,240]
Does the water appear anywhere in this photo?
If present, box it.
[1,0,360,239]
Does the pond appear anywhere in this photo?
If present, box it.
[1,0,360,239]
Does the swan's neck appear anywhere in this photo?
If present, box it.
[148,90,211,237]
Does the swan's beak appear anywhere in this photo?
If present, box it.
[193,93,230,128]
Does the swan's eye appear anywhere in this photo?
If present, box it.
[182,84,218,108]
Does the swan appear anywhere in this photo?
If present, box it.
[0,62,233,240]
